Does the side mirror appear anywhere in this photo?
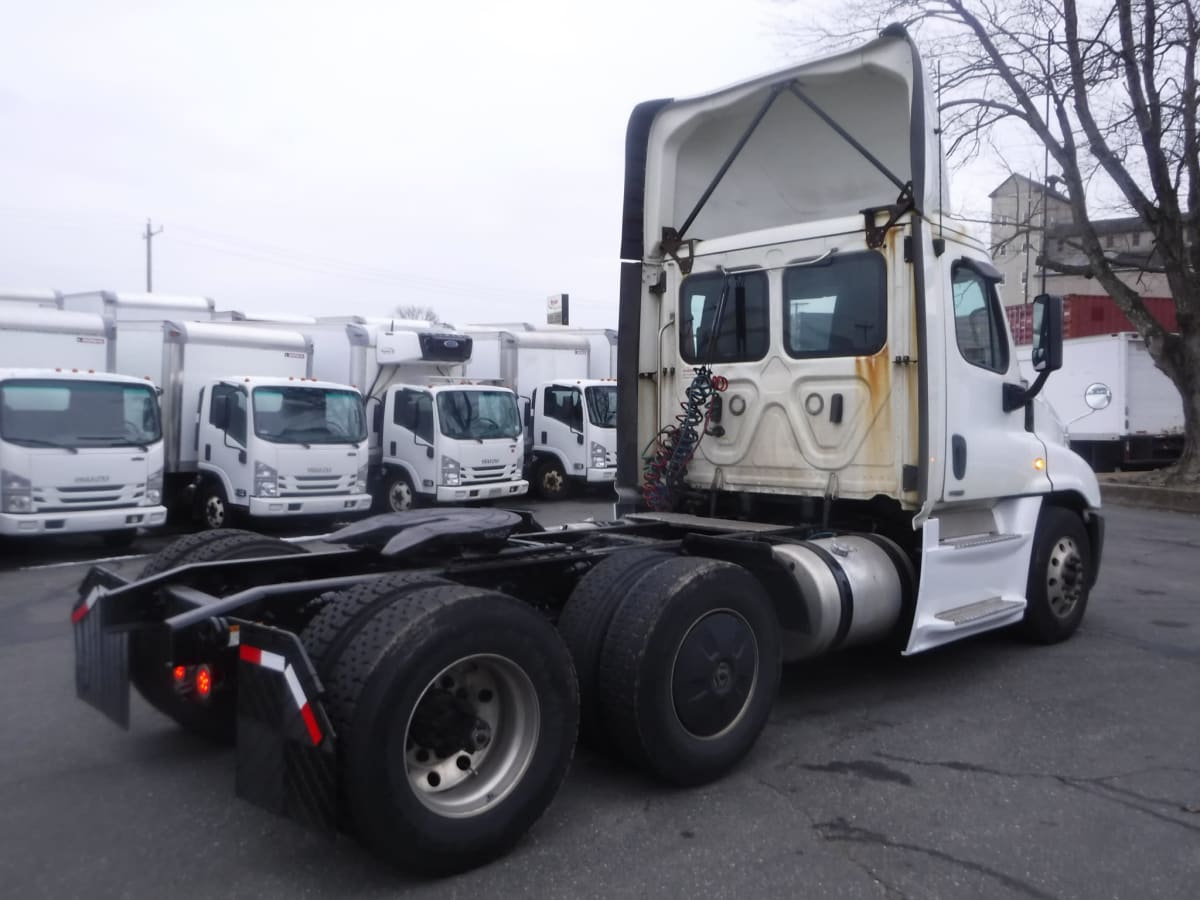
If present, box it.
[211,394,230,430]
[1084,382,1112,411]
[1031,294,1063,373]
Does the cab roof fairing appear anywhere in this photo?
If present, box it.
[635,30,948,261]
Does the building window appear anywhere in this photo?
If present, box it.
[1132,232,1141,247]
[1105,234,1115,249]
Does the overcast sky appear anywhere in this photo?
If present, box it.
[1,1,1014,329]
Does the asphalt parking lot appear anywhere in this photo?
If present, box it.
[0,501,1197,899]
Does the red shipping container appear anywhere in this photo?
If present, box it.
[1005,294,1176,345]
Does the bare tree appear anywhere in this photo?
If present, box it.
[393,304,449,328]
[788,0,1200,481]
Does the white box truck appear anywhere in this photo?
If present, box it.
[0,308,166,545]
[463,328,618,498]
[213,310,318,325]
[467,322,618,379]
[63,290,215,323]
[306,318,527,512]
[1017,332,1183,470]
[111,320,372,528]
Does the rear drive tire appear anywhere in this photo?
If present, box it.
[326,584,578,874]
[1021,506,1091,644]
[131,530,306,741]
[558,548,676,746]
[596,556,781,786]
[534,458,569,501]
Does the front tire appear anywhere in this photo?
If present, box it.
[326,584,578,874]
[1022,506,1091,644]
[382,472,416,513]
[197,481,236,530]
[533,458,569,500]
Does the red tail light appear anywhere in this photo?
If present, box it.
[172,665,187,682]
[195,665,212,698]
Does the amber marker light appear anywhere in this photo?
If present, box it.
[1033,457,1046,471]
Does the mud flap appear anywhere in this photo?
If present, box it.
[72,570,132,728]
[234,622,338,836]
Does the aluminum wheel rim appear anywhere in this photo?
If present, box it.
[1046,535,1085,618]
[388,480,413,512]
[204,495,225,528]
[403,654,540,818]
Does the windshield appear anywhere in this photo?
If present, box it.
[0,379,161,448]
[252,386,366,444]
[436,390,521,440]
[585,385,617,428]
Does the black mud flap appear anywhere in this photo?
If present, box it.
[234,622,338,836]
[72,568,132,728]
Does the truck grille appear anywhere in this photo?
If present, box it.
[33,483,144,512]
[461,462,521,485]
[277,473,356,496]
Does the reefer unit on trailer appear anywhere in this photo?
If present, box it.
[463,329,617,498]
[110,320,371,528]
[72,28,1106,881]
[306,318,527,512]
[0,308,165,543]
[1017,332,1183,470]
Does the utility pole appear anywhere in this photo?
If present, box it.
[143,219,164,292]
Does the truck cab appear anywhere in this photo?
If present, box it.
[527,378,617,498]
[195,375,371,527]
[378,382,527,511]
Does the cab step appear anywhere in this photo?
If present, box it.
[940,532,1023,550]
[935,596,1025,626]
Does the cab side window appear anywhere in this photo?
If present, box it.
[394,389,434,444]
[952,264,1009,373]
[543,386,583,431]
[210,383,247,445]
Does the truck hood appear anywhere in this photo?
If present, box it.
[10,444,163,511]
[624,27,944,260]
[269,443,365,496]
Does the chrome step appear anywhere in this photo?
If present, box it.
[941,532,1024,550]
[935,597,1024,626]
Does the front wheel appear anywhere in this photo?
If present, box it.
[1022,506,1091,644]
[533,458,569,501]
[197,481,236,530]
[382,472,416,513]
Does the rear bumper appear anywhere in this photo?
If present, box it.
[0,505,167,536]
[248,493,373,518]
[586,467,617,483]
[436,480,529,503]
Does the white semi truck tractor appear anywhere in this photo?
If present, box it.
[306,318,528,512]
[110,319,372,528]
[0,307,166,546]
[73,28,1103,878]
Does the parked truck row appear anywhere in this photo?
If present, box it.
[1,293,619,544]
[71,28,1105,880]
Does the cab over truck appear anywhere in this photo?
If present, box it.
[1,307,165,546]
[463,328,618,499]
[72,28,1102,877]
[110,319,372,528]
[305,318,527,513]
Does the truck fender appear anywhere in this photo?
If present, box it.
[1043,440,1103,508]
[530,447,571,475]
[381,461,427,496]
[196,464,243,509]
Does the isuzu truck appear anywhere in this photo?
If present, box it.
[110,319,372,528]
[306,318,527,512]
[1,307,165,545]
[73,27,1102,879]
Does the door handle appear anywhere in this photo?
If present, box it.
[204,443,211,461]
[829,393,844,424]
[951,434,967,479]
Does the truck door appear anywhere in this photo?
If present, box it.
[202,382,249,504]
[387,388,436,492]
[939,255,1050,502]
[539,384,584,474]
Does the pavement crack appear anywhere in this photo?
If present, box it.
[813,817,1059,900]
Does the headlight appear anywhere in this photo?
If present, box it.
[356,463,369,493]
[1,469,33,513]
[144,467,163,505]
[254,460,279,497]
[590,441,609,468]
[441,456,461,487]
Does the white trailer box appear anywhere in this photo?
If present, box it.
[0,289,63,310]
[0,308,166,542]
[63,291,215,323]
[1017,332,1183,469]
[109,320,371,527]
[466,324,618,379]
[213,310,318,324]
